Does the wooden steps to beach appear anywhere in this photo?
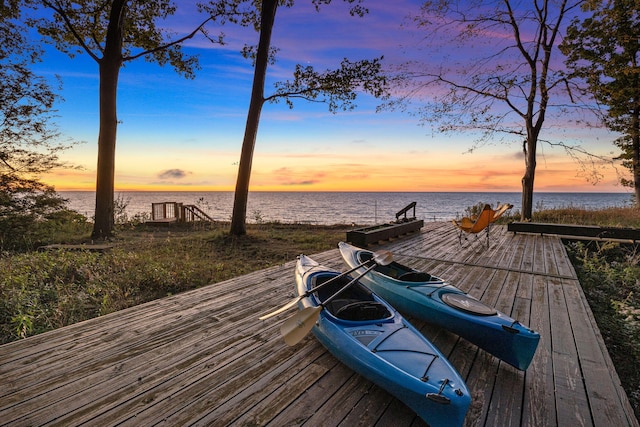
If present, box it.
[148,201,214,224]
[0,222,637,426]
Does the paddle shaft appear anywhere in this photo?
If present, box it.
[281,262,379,346]
[304,259,374,298]
[320,262,378,308]
[303,250,390,299]
[259,255,382,320]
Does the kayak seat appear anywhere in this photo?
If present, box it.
[312,272,392,321]
[327,298,360,315]
[358,252,431,280]
[335,301,391,321]
[375,263,405,278]
[398,271,432,282]
[313,274,375,304]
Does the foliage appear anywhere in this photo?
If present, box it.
[269,57,388,112]
[615,134,640,192]
[1,1,79,178]
[533,205,640,228]
[560,0,640,206]
[1,3,83,252]
[33,1,216,77]
[0,175,90,251]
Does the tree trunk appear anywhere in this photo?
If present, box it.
[229,0,278,236]
[521,136,537,220]
[632,109,640,208]
[91,1,125,240]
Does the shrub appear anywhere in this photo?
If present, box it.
[0,176,91,251]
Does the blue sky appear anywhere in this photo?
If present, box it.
[33,0,629,193]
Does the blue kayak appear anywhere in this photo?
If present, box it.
[338,242,540,371]
[295,254,471,427]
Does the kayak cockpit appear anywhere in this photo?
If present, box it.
[358,252,437,283]
[311,273,393,321]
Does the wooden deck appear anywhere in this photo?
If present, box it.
[1,222,638,426]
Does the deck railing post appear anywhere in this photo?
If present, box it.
[396,202,417,223]
[176,203,183,222]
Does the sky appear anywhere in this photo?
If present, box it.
[33,0,629,193]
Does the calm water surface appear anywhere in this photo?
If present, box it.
[59,191,636,226]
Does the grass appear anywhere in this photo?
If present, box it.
[0,221,347,344]
[0,206,639,418]
[532,206,640,228]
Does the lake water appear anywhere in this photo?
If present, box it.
[59,191,636,226]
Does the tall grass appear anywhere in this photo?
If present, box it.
[533,206,640,228]
[0,222,346,344]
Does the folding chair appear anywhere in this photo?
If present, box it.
[452,203,513,248]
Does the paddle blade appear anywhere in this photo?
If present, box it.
[373,250,393,266]
[258,297,301,320]
[281,306,321,346]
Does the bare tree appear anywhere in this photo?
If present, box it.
[393,0,587,220]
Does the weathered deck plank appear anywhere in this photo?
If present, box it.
[0,222,637,427]
[523,273,557,427]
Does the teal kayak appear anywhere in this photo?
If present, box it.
[338,242,540,371]
[295,254,471,427]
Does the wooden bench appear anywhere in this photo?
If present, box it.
[346,219,424,247]
[508,222,640,243]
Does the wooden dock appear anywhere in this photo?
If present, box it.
[1,222,638,426]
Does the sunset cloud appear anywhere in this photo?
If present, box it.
[158,169,192,180]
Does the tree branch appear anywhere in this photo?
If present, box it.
[124,15,216,62]
[41,0,102,62]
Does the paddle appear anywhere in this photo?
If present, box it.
[280,252,393,346]
[258,250,392,320]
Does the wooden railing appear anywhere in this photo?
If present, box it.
[347,201,423,246]
[152,202,182,222]
[183,204,214,222]
[150,202,213,223]
[395,201,417,223]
